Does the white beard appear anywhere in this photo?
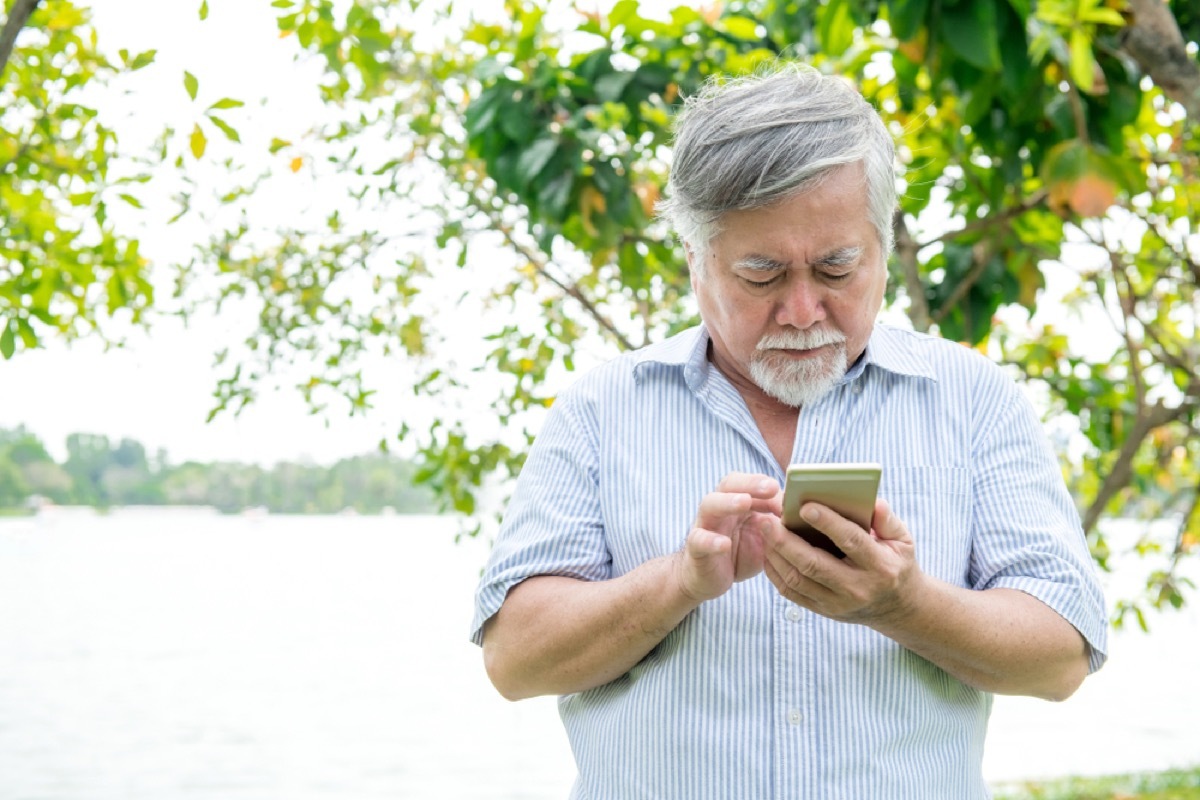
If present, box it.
[749,327,849,408]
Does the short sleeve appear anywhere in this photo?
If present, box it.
[469,390,611,646]
[969,379,1109,673]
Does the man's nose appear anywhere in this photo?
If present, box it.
[775,277,826,329]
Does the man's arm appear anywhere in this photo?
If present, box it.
[482,560,694,701]
[482,474,779,701]
[764,499,1090,701]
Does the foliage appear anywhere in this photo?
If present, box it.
[0,426,435,514]
[0,0,156,355]
[992,764,1200,800]
[2,1,1198,620]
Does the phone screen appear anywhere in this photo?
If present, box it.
[781,463,881,558]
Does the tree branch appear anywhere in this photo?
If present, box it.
[1119,0,1200,122]
[892,210,930,332]
[492,220,636,352]
[929,241,994,328]
[0,0,41,85]
[1081,400,1189,533]
[1106,246,1148,407]
[916,189,1049,250]
[1066,79,1091,145]
[1170,477,1200,566]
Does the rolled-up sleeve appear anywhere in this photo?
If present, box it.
[470,389,609,646]
[968,378,1109,673]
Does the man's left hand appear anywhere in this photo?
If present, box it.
[763,498,924,624]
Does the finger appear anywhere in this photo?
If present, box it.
[764,554,837,608]
[766,516,840,576]
[716,473,780,500]
[800,501,876,566]
[693,491,753,529]
[685,526,732,558]
[763,533,840,593]
[870,499,912,544]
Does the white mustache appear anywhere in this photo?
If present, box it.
[756,328,847,351]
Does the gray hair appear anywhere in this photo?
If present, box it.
[657,63,897,273]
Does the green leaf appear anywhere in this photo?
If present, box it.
[464,88,502,139]
[207,97,244,111]
[208,116,241,143]
[497,100,537,143]
[608,0,640,30]
[1082,7,1125,27]
[184,71,199,101]
[537,170,574,221]
[15,318,37,349]
[199,0,208,20]
[268,137,292,154]
[595,70,636,103]
[0,325,14,359]
[1006,0,1032,17]
[118,193,143,208]
[1069,27,1096,93]
[515,137,558,185]
[889,0,929,41]
[190,123,207,159]
[721,16,761,41]
[818,0,856,57]
[939,1,1002,72]
[129,50,157,70]
[271,0,293,7]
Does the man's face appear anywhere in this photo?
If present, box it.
[690,163,886,409]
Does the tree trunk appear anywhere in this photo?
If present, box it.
[0,0,41,84]
[1120,0,1200,122]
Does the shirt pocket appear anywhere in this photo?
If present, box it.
[879,466,971,586]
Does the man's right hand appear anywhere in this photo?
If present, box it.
[483,472,783,700]
[674,473,782,603]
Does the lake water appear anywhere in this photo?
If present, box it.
[0,509,1196,799]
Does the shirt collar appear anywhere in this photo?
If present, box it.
[859,323,938,382]
[632,325,711,391]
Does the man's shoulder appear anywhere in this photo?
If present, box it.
[871,323,1010,384]
[564,325,703,397]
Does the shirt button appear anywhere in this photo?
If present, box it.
[853,383,864,394]
[786,607,802,622]
[787,709,803,725]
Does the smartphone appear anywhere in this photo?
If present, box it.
[781,463,881,558]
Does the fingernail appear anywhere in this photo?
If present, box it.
[759,480,773,493]
[802,505,819,523]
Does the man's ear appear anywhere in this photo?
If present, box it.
[684,243,699,286]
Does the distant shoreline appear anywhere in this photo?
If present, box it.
[0,504,444,517]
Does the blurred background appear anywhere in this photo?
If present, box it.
[1,0,1198,796]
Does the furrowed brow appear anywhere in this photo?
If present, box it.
[812,246,864,269]
[732,254,788,272]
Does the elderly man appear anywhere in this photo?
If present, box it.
[470,64,1107,799]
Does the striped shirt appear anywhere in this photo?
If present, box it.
[471,323,1108,800]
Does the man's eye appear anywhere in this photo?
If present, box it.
[741,274,782,288]
[822,272,852,283]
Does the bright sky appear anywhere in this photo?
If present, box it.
[0,1,424,465]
